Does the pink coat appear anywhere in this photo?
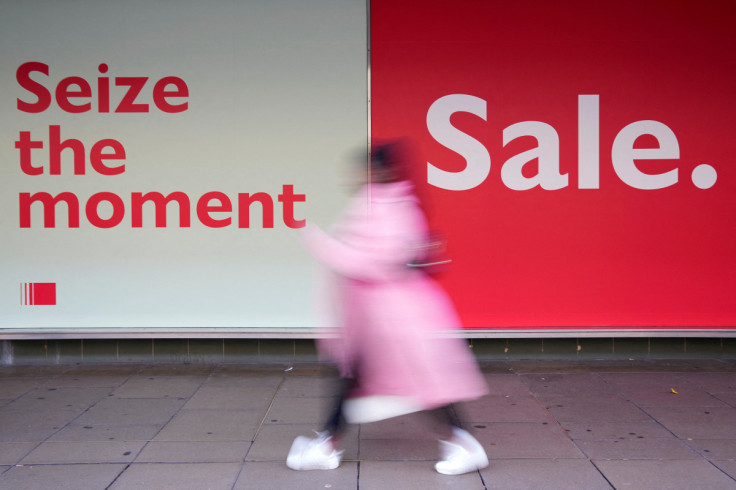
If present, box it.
[301,181,487,410]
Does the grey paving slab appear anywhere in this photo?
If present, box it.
[60,364,142,375]
[183,385,275,411]
[601,371,735,405]
[685,439,736,460]
[480,459,612,490]
[677,372,736,392]
[0,409,79,442]
[0,463,126,490]
[49,423,163,442]
[205,374,284,389]
[622,359,736,372]
[0,443,36,465]
[5,386,112,412]
[576,438,701,460]
[563,421,676,441]
[206,366,284,388]
[616,386,728,407]
[584,360,661,373]
[233,461,358,490]
[109,462,242,490]
[136,441,250,463]
[484,374,535,396]
[359,460,485,489]
[479,361,515,374]
[20,440,145,464]
[153,410,262,442]
[508,360,592,374]
[0,366,70,378]
[593,459,736,490]
[248,424,359,461]
[0,378,41,398]
[359,411,449,439]
[521,373,617,397]
[43,364,141,388]
[285,363,339,376]
[715,392,736,406]
[276,375,340,398]
[73,397,185,426]
[265,396,336,424]
[599,372,694,389]
[42,373,132,389]
[137,364,216,376]
[463,394,553,423]
[2,360,736,490]
[543,394,652,423]
[643,406,736,439]
[359,437,439,461]
[111,375,205,399]
[713,460,736,480]
[474,423,585,459]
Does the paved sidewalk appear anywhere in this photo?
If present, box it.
[1,359,735,489]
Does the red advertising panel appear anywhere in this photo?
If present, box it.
[371,0,736,329]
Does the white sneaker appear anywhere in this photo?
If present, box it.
[435,428,489,475]
[286,431,344,470]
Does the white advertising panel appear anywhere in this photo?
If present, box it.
[1,0,367,333]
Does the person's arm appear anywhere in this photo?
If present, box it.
[300,220,416,282]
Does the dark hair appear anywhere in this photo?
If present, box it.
[370,141,407,181]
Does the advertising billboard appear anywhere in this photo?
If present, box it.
[1,0,367,334]
[2,0,734,336]
[371,0,735,331]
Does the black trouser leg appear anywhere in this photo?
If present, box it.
[426,403,468,440]
[427,403,462,428]
[323,377,356,437]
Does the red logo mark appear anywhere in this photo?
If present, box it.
[21,282,56,306]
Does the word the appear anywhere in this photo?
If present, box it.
[16,125,125,176]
